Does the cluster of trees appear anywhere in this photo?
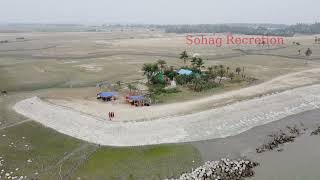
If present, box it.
[142,51,248,93]
[162,23,320,37]
[142,60,166,85]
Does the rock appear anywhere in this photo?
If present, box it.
[256,125,304,153]
[166,158,259,180]
[311,126,320,136]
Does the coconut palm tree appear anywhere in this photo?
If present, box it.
[214,65,219,71]
[157,59,167,71]
[128,84,137,93]
[226,67,230,74]
[142,63,159,83]
[195,57,204,70]
[191,57,198,68]
[236,67,241,75]
[179,50,189,65]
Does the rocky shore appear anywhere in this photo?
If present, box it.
[181,109,320,180]
[167,158,259,180]
[256,125,305,153]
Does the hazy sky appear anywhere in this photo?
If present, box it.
[1,0,319,25]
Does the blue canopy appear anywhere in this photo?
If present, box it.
[98,92,118,98]
[177,69,192,75]
[129,95,145,101]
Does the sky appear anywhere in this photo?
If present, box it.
[1,0,319,25]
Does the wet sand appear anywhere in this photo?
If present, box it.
[192,109,320,180]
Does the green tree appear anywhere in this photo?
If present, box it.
[142,63,159,83]
[236,67,241,75]
[191,57,204,70]
[191,57,198,67]
[157,59,167,71]
[191,77,203,92]
[214,65,219,72]
[195,57,204,70]
[226,66,230,74]
[127,84,137,93]
[179,50,189,65]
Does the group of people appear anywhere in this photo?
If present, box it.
[108,112,115,120]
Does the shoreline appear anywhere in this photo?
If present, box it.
[191,109,320,180]
[13,83,320,146]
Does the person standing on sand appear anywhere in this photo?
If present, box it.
[108,112,111,121]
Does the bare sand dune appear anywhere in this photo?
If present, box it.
[13,82,320,146]
[48,68,320,122]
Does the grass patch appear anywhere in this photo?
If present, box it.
[0,121,202,180]
[75,144,202,180]
[152,80,250,104]
[0,121,84,179]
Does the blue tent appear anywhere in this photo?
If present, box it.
[177,69,192,75]
[129,95,145,101]
[98,92,118,98]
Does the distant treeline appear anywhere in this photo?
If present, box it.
[160,23,320,37]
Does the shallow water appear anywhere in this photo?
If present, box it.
[191,109,320,180]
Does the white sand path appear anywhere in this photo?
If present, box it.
[13,83,320,146]
[48,68,320,122]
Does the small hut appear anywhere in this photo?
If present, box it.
[97,92,118,101]
[127,95,149,106]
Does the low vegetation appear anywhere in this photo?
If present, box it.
[142,51,254,103]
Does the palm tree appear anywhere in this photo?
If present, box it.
[128,84,137,93]
[226,67,230,74]
[191,57,198,68]
[195,57,204,70]
[157,59,167,71]
[179,50,189,65]
[236,67,241,75]
[208,67,213,73]
[214,65,219,71]
[142,63,159,83]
